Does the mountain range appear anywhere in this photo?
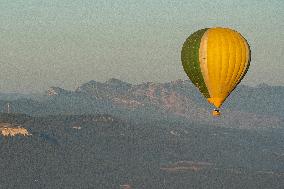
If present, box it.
[1,78,283,129]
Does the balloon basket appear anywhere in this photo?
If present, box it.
[212,109,221,116]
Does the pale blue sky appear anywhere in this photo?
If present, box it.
[0,0,283,92]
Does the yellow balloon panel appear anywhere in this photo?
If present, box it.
[199,28,250,108]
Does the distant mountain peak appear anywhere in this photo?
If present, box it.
[87,80,98,85]
[257,83,270,88]
[105,78,131,86]
[47,87,72,96]
[106,78,123,83]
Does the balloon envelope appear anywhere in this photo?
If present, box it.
[181,27,251,109]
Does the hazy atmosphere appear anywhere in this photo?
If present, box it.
[0,0,283,92]
[0,1,284,188]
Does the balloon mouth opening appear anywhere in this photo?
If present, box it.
[207,98,224,108]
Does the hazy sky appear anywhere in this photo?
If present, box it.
[0,0,283,92]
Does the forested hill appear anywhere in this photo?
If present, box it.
[0,113,283,188]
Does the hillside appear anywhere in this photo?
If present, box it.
[0,113,283,188]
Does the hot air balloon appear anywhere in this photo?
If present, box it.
[181,27,251,116]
